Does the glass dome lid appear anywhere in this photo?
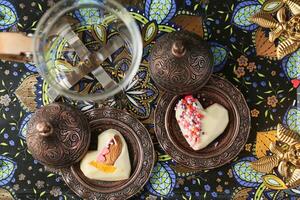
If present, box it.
[33,0,143,102]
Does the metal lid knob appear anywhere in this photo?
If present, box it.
[172,40,186,57]
[36,121,53,137]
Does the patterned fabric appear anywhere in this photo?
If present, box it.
[0,0,298,199]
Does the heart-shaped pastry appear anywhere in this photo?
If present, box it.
[175,95,229,150]
[80,129,131,181]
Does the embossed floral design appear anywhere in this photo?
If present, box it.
[251,109,260,117]
[267,95,278,108]
[234,67,246,78]
[247,62,256,72]
[0,94,11,106]
[237,55,248,66]
[50,186,62,197]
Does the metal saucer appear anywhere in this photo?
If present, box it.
[154,75,251,170]
[60,108,155,200]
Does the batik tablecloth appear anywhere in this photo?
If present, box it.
[0,0,299,199]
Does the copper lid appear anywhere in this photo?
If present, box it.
[149,30,213,94]
[26,103,91,168]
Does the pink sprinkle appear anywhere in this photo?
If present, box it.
[177,95,207,145]
[185,95,194,102]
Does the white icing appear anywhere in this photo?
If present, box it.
[175,98,229,150]
[80,129,131,181]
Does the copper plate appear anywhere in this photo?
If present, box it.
[154,75,251,169]
[60,108,155,200]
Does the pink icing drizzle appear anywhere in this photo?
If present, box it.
[95,139,115,163]
[96,154,106,162]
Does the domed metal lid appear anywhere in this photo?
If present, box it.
[26,103,90,168]
[149,30,213,94]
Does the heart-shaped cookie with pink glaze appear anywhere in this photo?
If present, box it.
[175,95,229,150]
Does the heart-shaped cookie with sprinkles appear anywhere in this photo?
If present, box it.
[175,95,229,150]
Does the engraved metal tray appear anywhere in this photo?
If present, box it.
[60,108,155,200]
[154,75,251,170]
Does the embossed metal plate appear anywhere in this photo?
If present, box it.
[154,75,251,169]
[60,108,155,200]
